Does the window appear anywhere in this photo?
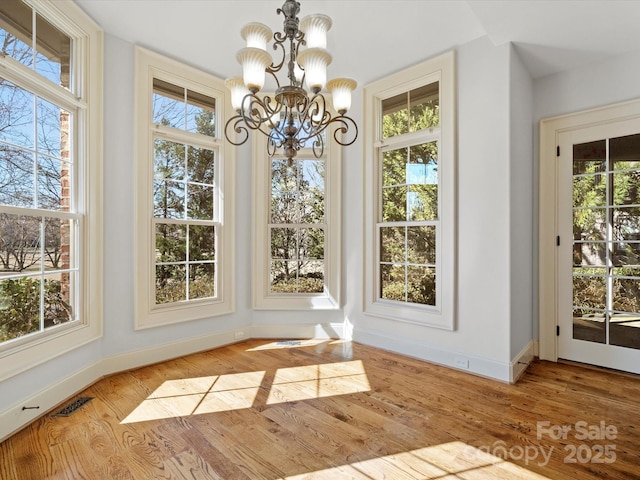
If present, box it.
[0,0,103,378]
[363,51,456,329]
[253,131,341,309]
[135,47,234,328]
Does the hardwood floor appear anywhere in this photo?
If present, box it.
[2,339,640,479]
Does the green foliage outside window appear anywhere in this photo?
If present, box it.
[379,87,440,306]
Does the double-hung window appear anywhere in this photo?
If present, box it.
[252,129,341,310]
[135,48,234,328]
[364,52,455,329]
[0,0,103,378]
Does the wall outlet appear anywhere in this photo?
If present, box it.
[234,331,245,340]
[454,357,469,369]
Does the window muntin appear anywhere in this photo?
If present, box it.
[382,82,439,139]
[0,0,71,89]
[364,51,455,329]
[0,0,102,363]
[269,157,326,295]
[152,79,215,136]
[151,81,219,308]
[0,80,79,344]
[377,85,440,308]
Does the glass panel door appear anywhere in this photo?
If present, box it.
[572,134,640,350]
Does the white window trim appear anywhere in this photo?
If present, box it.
[363,51,456,329]
[0,0,103,381]
[134,47,235,329]
[252,128,341,310]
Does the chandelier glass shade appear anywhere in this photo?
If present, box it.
[224,0,358,161]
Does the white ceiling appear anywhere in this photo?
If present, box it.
[73,0,640,84]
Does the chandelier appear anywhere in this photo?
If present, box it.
[224,0,358,162]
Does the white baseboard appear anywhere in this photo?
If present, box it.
[100,328,244,376]
[0,361,103,443]
[250,322,348,340]
[510,340,535,383]
[0,325,348,442]
[353,327,513,382]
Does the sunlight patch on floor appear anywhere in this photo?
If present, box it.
[267,360,370,404]
[121,360,369,423]
[121,371,265,423]
[283,441,552,479]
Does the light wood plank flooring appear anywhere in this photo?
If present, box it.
[2,339,640,479]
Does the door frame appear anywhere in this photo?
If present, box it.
[539,98,640,362]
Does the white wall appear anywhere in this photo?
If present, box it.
[531,49,640,342]
[509,45,534,359]
[1,33,542,440]
[348,36,523,380]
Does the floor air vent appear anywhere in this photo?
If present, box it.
[53,397,94,417]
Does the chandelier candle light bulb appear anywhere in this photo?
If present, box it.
[224,0,358,161]
[241,22,273,50]
[299,14,332,48]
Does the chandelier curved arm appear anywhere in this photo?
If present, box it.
[327,114,359,147]
[224,114,250,146]
[225,94,285,147]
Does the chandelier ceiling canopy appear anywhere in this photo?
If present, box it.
[224,0,358,162]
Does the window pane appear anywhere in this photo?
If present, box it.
[409,82,439,132]
[154,139,185,180]
[155,223,186,262]
[44,217,75,272]
[380,226,405,263]
[573,208,606,241]
[153,80,185,129]
[573,173,606,208]
[573,140,606,174]
[271,260,297,293]
[186,183,214,220]
[37,97,68,159]
[298,260,323,293]
[0,0,34,70]
[187,145,214,184]
[299,159,324,224]
[44,273,74,327]
[614,170,640,205]
[299,228,324,260]
[189,263,215,299]
[35,12,71,88]
[573,273,606,310]
[408,184,438,221]
[153,180,184,219]
[382,92,408,138]
[189,225,215,261]
[0,2,71,89]
[380,263,405,302]
[0,146,34,207]
[152,79,216,137]
[613,276,640,312]
[573,241,606,267]
[382,186,407,222]
[271,228,297,260]
[0,277,40,341]
[407,265,436,305]
[38,155,70,210]
[0,214,40,273]
[382,83,439,139]
[614,207,640,240]
[382,147,408,187]
[613,242,640,266]
[186,89,215,136]
[156,264,186,304]
[408,226,436,265]
[0,79,34,148]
